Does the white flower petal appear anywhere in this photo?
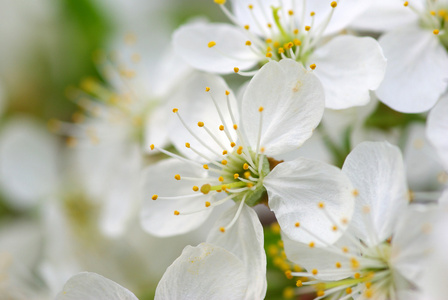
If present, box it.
[390,205,439,286]
[427,93,448,170]
[155,243,248,300]
[0,117,59,209]
[207,204,267,299]
[310,35,386,109]
[140,158,213,237]
[342,142,408,247]
[165,71,238,162]
[55,272,138,300]
[230,0,281,36]
[173,22,258,74]
[265,157,354,245]
[242,59,325,156]
[376,25,448,113]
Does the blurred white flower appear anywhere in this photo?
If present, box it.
[283,142,437,299]
[173,0,386,109]
[142,59,355,246]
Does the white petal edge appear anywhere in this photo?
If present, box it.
[427,92,448,169]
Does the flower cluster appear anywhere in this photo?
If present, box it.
[1,0,447,299]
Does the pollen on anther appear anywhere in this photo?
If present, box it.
[244,171,251,178]
[346,287,352,294]
[331,1,337,8]
[434,29,440,35]
[310,64,316,70]
[185,143,190,148]
[285,270,293,279]
[205,87,211,92]
[231,142,236,147]
[203,164,209,170]
[208,41,216,48]
[244,25,250,30]
[318,202,325,209]
[247,183,254,188]
[295,222,300,227]
[335,262,342,268]
[296,280,302,287]
[174,174,181,180]
[234,67,240,73]
[225,90,230,95]
[218,176,224,182]
[221,160,228,165]
[245,40,252,46]
[305,26,311,31]
[172,108,178,113]
[310,11,315,16]
[174,210,180,215]
[266,52,273,58]
[317,291,325,297]
[193,186,199,192]
[233,124,238,130]
[278,47,285,54]
[404,1,409,7]
[198,121,205,127]
[312,269,318,275]
[258,106,264,112]
[342,247,349,253]
[309,241,315,248]
[219,227,226,232]
[152,194,158,200]
[237,146,243,155]
[352,189,359,196]
[222,150,228,155]
[332,225,338,231]
[248,4,253,9]
[232,174,239,180]
[150,144,155,150]
[354,273,361,279]
[243,163,249,170]
[205,201,211,207]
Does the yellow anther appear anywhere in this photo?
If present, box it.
[310,64,316,70]
[341,217,348,225]
[66,137,77,147]
[288,10,294,15]
[404,1,409,7]
[222,150,228,155]
[346,287,352,294]
[352,189,359,196]
[430,10,436,16]
[293,29,299,35]
[365,282,372,289]
[245,40,252,46]
[267,23,272,28]
[266,38,272,43]
[342,247,349,253]
[193,186,199,192]
[150,144,155,150]
[234,67,240,73]
[310,11,315,16]
[201,184,211,194]
[283,287,295,299]
[285,270,293,279]
[258,106,264,112]
[205,201,211,207]
[237,146,243,155]
[218,176,224,182]
[317,291,325,297]
[244,171,251,178]
[351,257,360,269]
[247,183,254,188]
[332,225,338,231]
[174,210,180,215]
[205,87,210,92]
[286,42,294,49]
[295,222,300,227]
[296,280,302,287]
[318,202,325,208]
[172,108,178,113]
[248,4,253,9]
[234,173,239,179]
[335,262,342,268]
[214,0,226,5]
[203,164,209,169]
[266,52,273,58]
[233,124,238,130]
[434,29,440,35]
[174,174,181,180]
[219,124,224,130]
[219,227,226,232]
[231,142,236,147]
[198,121,204,127]
[260,147,265,153]
[221,160,228,165]
[243,163,249,170]
[305,26,311,31]
[208,41,216,48]
[273,41,280,48]
[278,47,285,54]
[244,25,250,30]
[312,269,318,275]
[151,194,158,200]
[331,1,337,8]
[309,241,315,248]
[185,143,190,148]
[354,273,361,279]
[365,289,373,298]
